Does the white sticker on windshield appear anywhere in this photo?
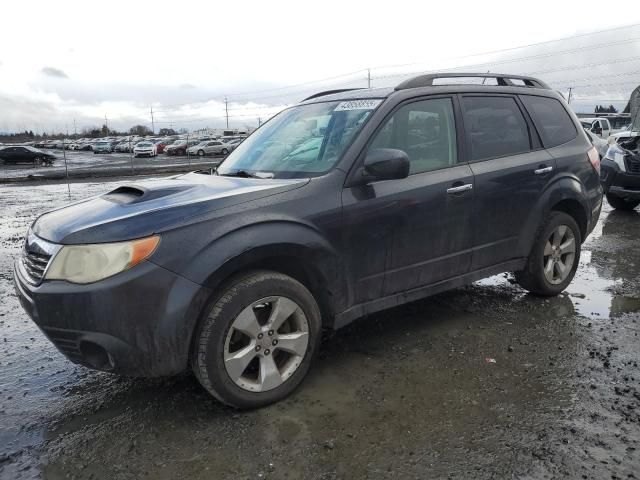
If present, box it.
[334,99,382,111]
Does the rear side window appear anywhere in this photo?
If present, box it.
[520,95,577,148]
[461,96,531,161]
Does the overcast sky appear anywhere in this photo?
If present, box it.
[1,0,639,134]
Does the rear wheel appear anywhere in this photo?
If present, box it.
[34,157,43,166]
[198,150,204,157]
[515,211,581,296]
[192,270,321,408]
[606,193,639,211]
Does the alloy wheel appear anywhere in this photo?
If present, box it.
[223,296,309,392]
[543,225,576,285]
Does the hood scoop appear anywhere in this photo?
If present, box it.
[103,184,193,204]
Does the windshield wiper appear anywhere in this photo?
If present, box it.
[220,169,275,179]
[220,169,258,178]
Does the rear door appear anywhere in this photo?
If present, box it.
[460,94,555,270]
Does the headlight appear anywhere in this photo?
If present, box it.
[45,235,160,284]
[603,144,626,172]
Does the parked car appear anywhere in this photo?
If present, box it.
[165,139,199,156]
[600,135,640,211]
[93,141,114,154]
[584,129,608,158]
[133,141,157,158]
[153,140,170,154]
[580,117,611,139]
[224,138,244,152]
[114,141,129,153]
[0,146,56,165]
[14,73,602,409]
[187,140,231,157]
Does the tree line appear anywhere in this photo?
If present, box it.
[0,125,179,144]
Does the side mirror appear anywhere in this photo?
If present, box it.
[362,148,410,182]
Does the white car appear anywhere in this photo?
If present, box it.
[580,117,611,139]
[133,141,157,158]
[187,140,231,157]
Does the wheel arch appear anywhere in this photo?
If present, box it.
[184,221,346,329]
[519,176,591,255]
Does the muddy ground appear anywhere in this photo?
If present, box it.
[1,177,639,480]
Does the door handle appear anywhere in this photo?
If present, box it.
[534,166,553,175]
[446,183,473,194]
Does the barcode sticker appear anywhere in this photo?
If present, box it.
[334,99,382,111]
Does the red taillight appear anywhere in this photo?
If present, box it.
[587,146,600,175]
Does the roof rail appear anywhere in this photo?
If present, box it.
[395,73,550,91]
[302,88,364,102]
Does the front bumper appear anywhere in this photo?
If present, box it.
[601,158,640,199]
[14,259,211,377]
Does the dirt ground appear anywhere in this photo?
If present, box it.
[0,177,639,480]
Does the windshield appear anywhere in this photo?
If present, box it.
[137,142,152,147]
[216,100,380,178]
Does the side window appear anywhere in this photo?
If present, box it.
[520,95,577,148]
[462,96,531,161]
[369,98,457,175]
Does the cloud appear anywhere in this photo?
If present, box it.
[41,66,68,79]
[179,83,197,89]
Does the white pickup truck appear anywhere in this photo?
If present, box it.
[580,117,612,139]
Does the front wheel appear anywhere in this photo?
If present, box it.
[221,148,229,155]
[198,150,204,157]
[606,193,639,211]
[192,270,321,408]
[515,211,581,296]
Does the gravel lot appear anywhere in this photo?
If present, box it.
[0,151,223,181]
[0,177,639,479]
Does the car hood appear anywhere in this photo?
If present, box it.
[32,172,309,244]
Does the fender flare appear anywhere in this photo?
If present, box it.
[179,220,346,320]
[518,174,590,256]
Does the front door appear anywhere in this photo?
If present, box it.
[343,96,474,298]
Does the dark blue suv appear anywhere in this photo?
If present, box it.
[14,73,603,408]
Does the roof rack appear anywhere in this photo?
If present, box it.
[302,88,364,102]
[395,73,550,91]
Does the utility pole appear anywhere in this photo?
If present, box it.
[224,96,229,129]
[104,114,109,132]
[73,119,77,139]
[150,106,155,134]
[258,117,262,127]
[367,68,371,89]
[567,87,573,105]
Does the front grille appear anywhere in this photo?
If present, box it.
[625,155,640,175]
[20,231,60,285]
[21,251,51,283]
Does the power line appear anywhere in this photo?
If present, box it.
[369,23,640,72]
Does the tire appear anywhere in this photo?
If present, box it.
[192,270,322,409]
[34,157,43,166]
[198,150,204,157]
[606,193,639,211]
[221,148,229,155]
[515,211,582,296]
